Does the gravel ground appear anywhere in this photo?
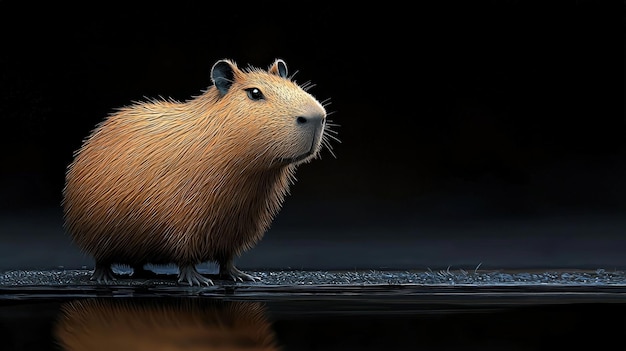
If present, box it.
[1,268,625,287]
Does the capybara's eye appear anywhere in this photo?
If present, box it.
[245,88,264,101]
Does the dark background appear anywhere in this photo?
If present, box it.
[0,0,624,271]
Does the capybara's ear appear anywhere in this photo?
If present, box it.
[269,59,288,79]
[211,59,238,95]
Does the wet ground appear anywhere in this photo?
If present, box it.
[1,269,624,350]
[2,268,626,289]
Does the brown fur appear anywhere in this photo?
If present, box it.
[62,59,329,284]
[54,298,280,351]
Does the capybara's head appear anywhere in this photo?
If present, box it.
[209,59,328,167]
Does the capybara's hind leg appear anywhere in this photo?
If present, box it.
[90,262,116,283]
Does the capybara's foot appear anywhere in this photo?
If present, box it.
[90,264,116,283]
[177,265,213,286]
[219,261,260,282]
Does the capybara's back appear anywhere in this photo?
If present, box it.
[62,59,333,285]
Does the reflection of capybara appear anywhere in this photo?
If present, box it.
[62,59,334,285]
[54,298,280,351]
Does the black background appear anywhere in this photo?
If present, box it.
[0,0,624,271]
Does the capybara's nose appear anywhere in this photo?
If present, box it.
[296,103,326,130]
[296,113,325,128]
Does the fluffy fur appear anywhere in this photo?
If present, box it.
[54,298,279,351]
[62,59,332,285]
